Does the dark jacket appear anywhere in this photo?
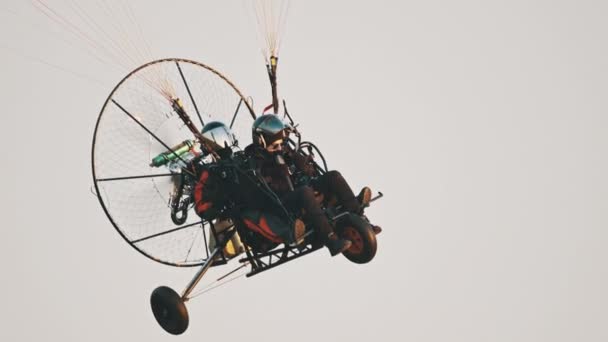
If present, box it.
[243,143,316,197]
[193,165,225,221]
[193,151,285,219]
[193,154,294,243]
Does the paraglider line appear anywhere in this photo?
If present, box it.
[188,262,251,299]
[189,273,245,299]
[184,228,200,262]
[217,263,249,282]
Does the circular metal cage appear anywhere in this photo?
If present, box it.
[92,58,255,267]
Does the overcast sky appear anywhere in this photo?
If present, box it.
[1,1,607,341]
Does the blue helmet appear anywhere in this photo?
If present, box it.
[201,121,237,151]
[251,114,290,148]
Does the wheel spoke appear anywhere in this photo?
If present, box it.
[111,99,194,176]
[175,61,204,127]
[132,221,204,244]
[229,98,243,129]
[97,173,176,182]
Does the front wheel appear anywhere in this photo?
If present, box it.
[150,286,189,335]
[336,214,377,264]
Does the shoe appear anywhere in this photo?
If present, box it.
[326,235,352,256]
[361,215,381,235]
[293,219,306,245]
[371,225,382,235]
[357,187,372,209]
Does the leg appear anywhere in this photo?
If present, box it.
[282,186,351,256]
[313,170,361,213]
[282,186,333,237]
[314,171,380,234]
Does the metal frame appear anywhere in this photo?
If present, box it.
[91,58,256,268]
[240,243,323,277]
[93,58,384,300]
[170,185,384,303]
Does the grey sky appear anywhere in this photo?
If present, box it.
[1,1,607,341]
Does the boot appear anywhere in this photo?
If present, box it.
[357,187,372,210]
[371,225,382,235]
[326,233,352,256]
[361,215,382,235]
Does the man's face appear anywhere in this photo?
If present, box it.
[265,139,284,154]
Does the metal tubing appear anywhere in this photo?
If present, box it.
[370,192,384,203]
[331,212,349,221]
[181,247,222,301]
[229,98,243,129]
[97,173,175,182]
[246,246,320,277]
[175,61,204,127]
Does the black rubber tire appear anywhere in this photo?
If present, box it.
[150,286,189,335]
[337,214,377,264]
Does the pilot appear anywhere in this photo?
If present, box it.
[246,114,381,235]
[193,121,305,249]
[244,114,371,256]
[192,121,236,222]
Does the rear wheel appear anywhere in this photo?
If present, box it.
[150,286,189,335]
[337,214,377,264]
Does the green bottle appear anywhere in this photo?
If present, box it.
[150,140,195,167]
